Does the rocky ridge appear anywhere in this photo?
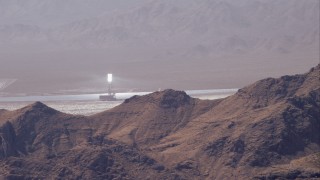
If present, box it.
[0,65,319,179]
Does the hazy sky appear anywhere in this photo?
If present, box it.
[0,0,148,27]
[0,0,319,94]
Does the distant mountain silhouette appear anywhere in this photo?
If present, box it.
[0,65,319,179]
[0,0,319,94]
[1,0,318,57]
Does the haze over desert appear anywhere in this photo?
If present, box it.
[0,0,319,179]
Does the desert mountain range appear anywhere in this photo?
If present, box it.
[1,0,318,53]
[0,65,319,179]
[1,0,319,93]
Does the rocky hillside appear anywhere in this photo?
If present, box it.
[0,102,184,179]
[91,89,218,148]
[0,65,319,179]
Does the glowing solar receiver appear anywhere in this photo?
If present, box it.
[100,73,116,101]
[107,74,112,83]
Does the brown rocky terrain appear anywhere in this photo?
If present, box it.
[0,65,319,179]
[0,102,183,179]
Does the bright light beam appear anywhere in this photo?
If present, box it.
[107,74,113,83]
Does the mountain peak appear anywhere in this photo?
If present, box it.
[30,101,47,108]
[124,89,192,108]
[21,101,58,115]
[158,89,191,108]
[236,64,319,103]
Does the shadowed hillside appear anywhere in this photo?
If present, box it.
[0,65,319,179]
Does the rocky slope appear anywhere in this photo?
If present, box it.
[0,65,319,179]
[91,89,217,148]
[90,65,320,179]
[0,102,183,179]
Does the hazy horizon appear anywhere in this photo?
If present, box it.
[0,0,319,95]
